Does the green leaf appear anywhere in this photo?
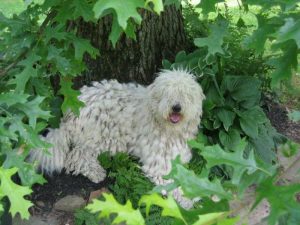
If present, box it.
[254,177,300,225]
[238,107,268,140]
[221,76,261,109]
[72,0,95,22]
[0,92,29,107]
[86,193,145,225]
[268,41,298,87]
[219,129,241,151]
[16,96,51,128]
[9,52,41,93]
[71,37,99,60]
[139,193,186,223]
[197,0,224,15]
[109,15,124,47]
[276,18,300,48]
[93,0,144,29]
[192,212,239,225]
[44,24,67,43]
[188,140,205,151]
[243,15,277,54]
[194,19,228,57]
[216,109,235,131]
[169,163,232,200]
[202,142,270,184]
[238,108,267,139]
[59,78,85,116]
[47,45,71,76]
[250,123,278,164]
[0,167,33,219]
[3,150,46,187]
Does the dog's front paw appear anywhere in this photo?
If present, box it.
[84,164,107,183]
[172,187,196,210]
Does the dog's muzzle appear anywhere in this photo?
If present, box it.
[170,104,182,123]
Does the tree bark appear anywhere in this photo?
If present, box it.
[74,5,187,87]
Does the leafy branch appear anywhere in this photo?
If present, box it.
[0,10,56,77]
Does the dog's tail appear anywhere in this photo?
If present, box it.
[29,128,69,174]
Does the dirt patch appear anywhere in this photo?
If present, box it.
[30,172,109,210]
[264,98,300,143]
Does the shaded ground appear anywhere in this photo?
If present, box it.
[30,172,108,207]
[264,98,300,143]
[13,100,300,225]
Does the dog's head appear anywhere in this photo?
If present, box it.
[148,69,205,129]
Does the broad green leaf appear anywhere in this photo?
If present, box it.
[180,197,229,224]
[93,0,144,29]
[221,76,261,109]
[197,0,224,16]
[276,18,300,48]
[188,140,205,151]
[192,212,239,225]
[47,45,71,76]
[219,129,241,151]
[254,177,300,225]
[268,41,298,87]
[9,52,41,93]
[243,15,276,54]
[202,142,271,184]
[59,78,85,116]
[72,0,94,22]
[238,107,267,139]
[44,24,67,43]
[216,109,235,131]
[109,16,123,47]
[8,117,51,148]
[71,37,99,60]
[15,96,51,128]
[0,92,29,107]
[250,123,278,164]
[11,66,37,93]
[0,167,33,219]
[3,150,46,187]
[171,164,232,200]
[139,193,186,223]
[194,19,228,57]
[53,0,94,23]
[86,193,145,225]
[239,116,258,139]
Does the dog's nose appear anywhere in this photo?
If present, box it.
[172,104,181,113]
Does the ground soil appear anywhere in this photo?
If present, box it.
[264,98,300,143]
[30,172,109,208]
[14,100,300,225]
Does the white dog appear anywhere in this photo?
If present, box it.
[30,69,205,207]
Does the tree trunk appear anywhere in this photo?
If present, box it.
[74,5,187,87]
